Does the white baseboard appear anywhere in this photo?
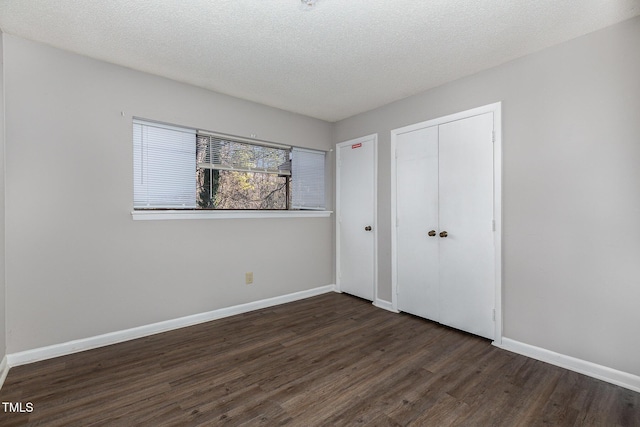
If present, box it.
[0,356,8,390]
[7,284,337,369]
[494,337,640,393]
[373,299,398,313]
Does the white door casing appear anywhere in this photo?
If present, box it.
[391,103,502,343]
[336,135,377,301]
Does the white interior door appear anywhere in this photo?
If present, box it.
[396,126,439,320]
[394,111,496,340]
[337,136,376,301]
[438,113,495,339]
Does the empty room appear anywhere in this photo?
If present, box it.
[0,1,639,425]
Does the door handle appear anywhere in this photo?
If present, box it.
[428,230,436,237]
[365,226,372,231]
[439,231,448,238]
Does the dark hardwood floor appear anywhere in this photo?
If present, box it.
[1,293,638,426]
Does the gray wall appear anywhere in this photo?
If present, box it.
[334,16,640,377]
[3,35,334,353]
[0,31,6,360]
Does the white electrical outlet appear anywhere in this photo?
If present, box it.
[245,272,254,285]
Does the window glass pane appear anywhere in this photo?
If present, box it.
[197,169,288,209]
[197,134,291,209]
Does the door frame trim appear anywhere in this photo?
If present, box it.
[390,102,503,345]
[335,134,379,303]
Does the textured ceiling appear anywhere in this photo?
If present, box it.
[0,0,639,122]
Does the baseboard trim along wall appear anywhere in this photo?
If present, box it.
[6,285,337,370]
[495,338,640,393]
[0,356,9,391]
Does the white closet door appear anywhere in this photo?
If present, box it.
[438,112,495,339]
[396,126,439,320]
[337,137,376,301]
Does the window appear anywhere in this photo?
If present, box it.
[133,119,326,212]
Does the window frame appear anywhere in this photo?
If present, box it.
[131,118,332,220]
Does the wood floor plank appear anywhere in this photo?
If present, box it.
[1,293,638,426]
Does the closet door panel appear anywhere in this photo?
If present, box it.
[438,113,495,339]
[396,126,439,321]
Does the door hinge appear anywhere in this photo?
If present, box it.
[493,309,496,321]
[492,219,496,231]
[492,131,495,143]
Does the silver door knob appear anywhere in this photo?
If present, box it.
[365,226,372,231]
[439,231,448,238]
[428,230,436,237]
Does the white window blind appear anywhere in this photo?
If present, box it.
[133,119,196,208]
[197,134,291,175]
[291,147,326,210]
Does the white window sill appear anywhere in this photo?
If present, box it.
[131,210,333,221]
